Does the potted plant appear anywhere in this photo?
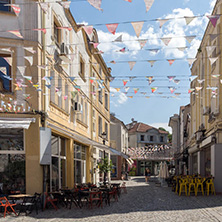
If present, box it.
[97,157,113,185]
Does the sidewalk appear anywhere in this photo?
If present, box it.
[1,176,222,222]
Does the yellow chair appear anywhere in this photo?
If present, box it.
[179,179,188,196]
[195,178,204,196]
[205,179,216,196]
[188,179,196,196]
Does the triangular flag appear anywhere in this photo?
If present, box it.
[157,19,169,28]
[184,16,195,25]
[24,56,33,66]
[195,87,202,91]
[123,80,128,86]
[128,96,133,98]
[207,15,220,27]
[60,1,71,9]
[64,95,68,100]
[124,0,132,2]
[83,26,93,36]
[167,59,175,66]
[89,77,96,84]
[17,66,26,76]
[209,57,218,65]
[110,60,116,64]
[185,35,196,44]
[212,74,220,78]
[56,27,72,31]
[133,88,139,94]
[188,88,195,93]
[124,87,130,92]
[146,96,150,99]
[115,88,120,92]
[178,47,187,51]
[33,28,46,34]
[92,42,99,48]
[174,79,180,84]
[106,23,119,35]
[87,0,102,11]
[39,2,48,13]
[138,39,147,49]
[167,76,176,81]
[129,76,136,81]
[24,47,36,54]
[160,37,172,46]
[175,93,181,96]
[0,67,7,75]
[11,4,21,16]
[149,49,159,54]
[128,61,136,70]
[189,75,198,81]
[8,30,23,38]
[45,85,51,89]
[151,87,157,93]
[131,21,144,38]
[144,0,154,13]
[56,91,62,97]
[23,76,32,81]
[0,48,12,52]
[197,79,205,84]
[187,58,196,67]
[210,34,219,42]
[206,46,216,56]
[119,47,126,52]
[169,87,176,93]
[3,57,12,66]
[148,60,156,67]
[114,35,122,42]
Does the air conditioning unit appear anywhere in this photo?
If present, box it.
[203,106,210,115]
[74,102,82,112]
[60,43,69,55]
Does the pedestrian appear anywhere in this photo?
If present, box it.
[145,168,149,183]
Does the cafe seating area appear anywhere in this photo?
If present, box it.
[172,175,216,197]
[0,182,127,218]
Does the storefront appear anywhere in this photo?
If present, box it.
[204,147,211,177]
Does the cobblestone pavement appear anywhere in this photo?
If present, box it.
[1,176,222,222]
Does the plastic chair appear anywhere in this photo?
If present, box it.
[195,179,204,196]
[179,179,188,196]
[43,192,58,211]
[0,196,17,218]
[206,179,216,196]
[88,191,103,209]
[188,179,196,196]
[120,182,127,194]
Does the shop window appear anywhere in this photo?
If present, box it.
[140,135,144,141]
[0,0,10,12]
[150,136,153,142]
[0,55,12,92]
[160,136,164,142]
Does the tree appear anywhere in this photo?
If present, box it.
[97,157,113,185]
[158,127,167,131]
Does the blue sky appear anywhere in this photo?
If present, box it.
[70,0,216,132]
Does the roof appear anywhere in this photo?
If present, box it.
[128,122,168,134]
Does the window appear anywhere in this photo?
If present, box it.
[65,83,68,112]
[99,65,102,76]
[160,136,164,142]
[58,76,62,108]
[105,122,108,139]
[79,56,85,81]
[105,92,108,110]
[54,20,61,45]
[99,88,103,104]
[84,101,87,125]
[0,0,10,12]
[0,55,12,92]
[140,135,144,141]
[50,70,55,103]
[98,116,102,136]
[150,136,153,142]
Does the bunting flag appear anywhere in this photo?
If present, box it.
[169,87,176,93]
[128,61,136,70]
[10,4,21,16]
[23,76,32,82]
[24,47,36,54]
[173,79,180,84]
[187,58,196,67]
[133,88,139,94]
[167,59,175,66]
[87,0,102,11]
[60,1,71,9]
[206,46,216,56]
[39,2,48,13]
[97,80,104,88]
[3,76,12,80]
[24,56,33,66]
[8,30,23,38]
[128,96,133,98]
[110,60,116,64]
[114,35,122,42]
[83,26,93,36]
[157,19,169,28]
[210,34,219,41]
[0,67,7,75]
[94,50,104,54]
[149,49,159,53]
[56,90,62,97]
[147,60,156,67]
[138,39,147,49]
[110,77,115,81]
[64,95,68,100]
[56,27,72,31]
[146,76,154,85]
[144,0,154,12]
[17,66,26,76]
[151,87,157,93]
[129,76,136,81]
[131,21,144,38]
[188,88,195,93]
[207,15,220,27]
[195,87,202,91]
[0,48,12,52]
[37,65,47,70]
[3,57,12,66]
[23,94,31,100]
[175,93,181,96]
[160,37,172,46]
[119,47,126,52]
[106,23,119,35]
[178,47,187,51]
[91,42,99,48]
[167,76,176,81]
[185,35,196,44]
[124,87,130,92]
[124,0,132,2]
[74,85,81,91]
[122,80,128,86]
[33,28,46,34]
[115,88,120,92]
[146,96,150,99]
[209,57,218,65]
[206,85,212,90]
[212,74,220,78]
[197,79,205,84]
[89,77,96,84]
[140,92,147,95]
[184,16,195,25]
[189,75,198,81]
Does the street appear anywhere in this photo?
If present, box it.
[2,176,222,222]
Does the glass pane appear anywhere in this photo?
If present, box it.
[74,144,81,160]
[60,138,66,157]
[0,128,23,151]
[61,159,66,188]
[0,0,10,12]
[0,154,25,194]
[0,56,11,92]
[74,160,81,184]
[51,135,59,155]
[81,146,86,160]
[51,157,59,191]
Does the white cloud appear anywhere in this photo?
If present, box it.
[110,87,128,106]
[150,122,172,134]
[210,0,217,12]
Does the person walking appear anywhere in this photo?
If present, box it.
[145,168,150,183]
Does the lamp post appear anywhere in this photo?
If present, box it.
[101,131,107,184]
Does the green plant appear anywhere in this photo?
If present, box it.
[97,157,113,184]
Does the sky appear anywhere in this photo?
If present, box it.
[70,0,217,133]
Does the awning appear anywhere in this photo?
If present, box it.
[0,117,36,129]
[110,147,128,159]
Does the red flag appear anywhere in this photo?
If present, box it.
[106,23,119,35]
